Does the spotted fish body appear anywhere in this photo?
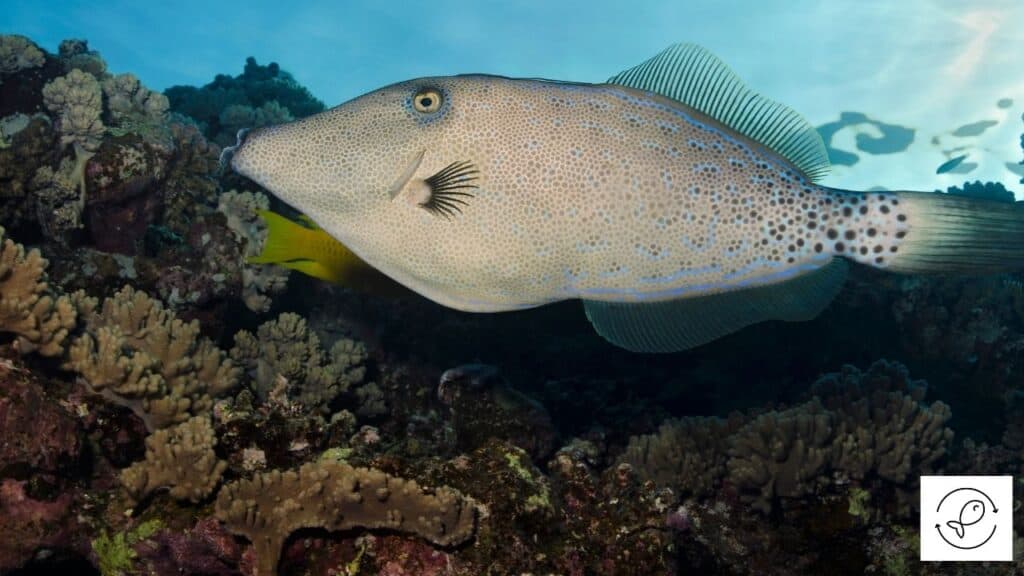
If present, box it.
[232,44,1024,352]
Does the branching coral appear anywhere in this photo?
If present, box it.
[230,312,372,414]
[63,285,239,430]
[0,227,76,356]
[217,101,292,140]
[620,414,744,498]
[727,401,835,513]
[215,460,477,576]
[120,415,227,504]
[166,56,325,146]
[216,190,289,312]
[725,360,952,513]
[102,73,169,126]
[42,68,105,151]
[0,35,44,81]
[621,361,952,515]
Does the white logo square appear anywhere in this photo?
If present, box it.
[920,475,1013,561]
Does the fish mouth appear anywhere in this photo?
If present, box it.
[221,128,252,171]
[387,149,426,199]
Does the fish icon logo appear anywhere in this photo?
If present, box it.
[935,488,999,550]
[945,499,985,539]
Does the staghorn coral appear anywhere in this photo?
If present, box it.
[64,285,239,430]
[42,68,104,151]
[215,459,477,576]
[0,227,76,356]
[0,35,44,81]
[101,73,169,126]
[619,414,744,498]
[120,415,226,505]
[216,190,289,312]
[230,312,372,414]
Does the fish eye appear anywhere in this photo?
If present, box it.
[413,88,443,113]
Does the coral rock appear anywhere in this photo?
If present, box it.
[215,460,477,576]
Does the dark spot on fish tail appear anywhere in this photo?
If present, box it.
[844,230,856,240]
[880,205,890,214]
[859,206,868,215]
[835,242,845,252]
[814,243,823,252]
[827,229,838,239]
[867,228,877,237]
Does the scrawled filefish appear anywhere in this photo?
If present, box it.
[229,43,1024,352]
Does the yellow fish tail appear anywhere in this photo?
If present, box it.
[248,209,319,264]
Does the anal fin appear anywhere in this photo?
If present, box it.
[583,259,847,353]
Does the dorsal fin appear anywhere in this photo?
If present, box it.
[607,43,830,182]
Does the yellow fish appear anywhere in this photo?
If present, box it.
[249,209,407,295]
[230,43,1024,352]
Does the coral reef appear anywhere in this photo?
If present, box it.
[0,35,45,81]
[216,189,289,312]
[941,179,1016,202]
[0,227,76,356]
[230,312,376,415]
[42,68,104,151]
[438,363,557,461]
[64,285,238,430]
[166,56,325,147]
[120,415,227,504]
[4,31,1024,576]
[621,414,744,499]
[102,73,169,126]
[215,459,477,575]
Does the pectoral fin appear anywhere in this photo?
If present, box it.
[583,259,847,353]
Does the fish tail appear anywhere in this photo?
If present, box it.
[876,191,1024,274]
[248,209,315,264]
[946,520,966,539]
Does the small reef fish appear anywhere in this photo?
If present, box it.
[936,154,969,174]
[250,209,406,295]
[230,43,1024,352]
[946,499,985,539]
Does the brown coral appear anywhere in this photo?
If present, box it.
[620,414,744,498]
[0,227,76,356]
[230,312,370,414]
[120,415,227,504]
[215,460,477,576]
[726,401,835,513]
[64,285,238,429]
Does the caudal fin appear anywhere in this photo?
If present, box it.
[884,192,1024,274]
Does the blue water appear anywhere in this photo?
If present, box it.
[7,0,1023,194]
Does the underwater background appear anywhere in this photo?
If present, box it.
[1,1,1024,575]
